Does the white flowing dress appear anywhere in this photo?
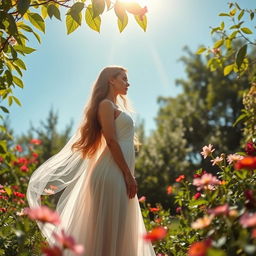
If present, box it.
[60,111,156,256]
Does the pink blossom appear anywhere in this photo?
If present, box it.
[193,173,221,191]
[227,154,244,165]
[240,212,256,228]
[15,144,23,152]
[139,196,146,202]
[191,215,214,229]
[210,156,223,166]
[30,139,42,145]
[44,188,55,195]
[207,204,229,216]
[200,144,215,159]
[24,206,61,225]
[20,165,29,172]
[193,192,201,200]
[41,245,62,256]
[53,229,84,254]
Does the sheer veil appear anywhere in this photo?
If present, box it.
[26,104,107,245]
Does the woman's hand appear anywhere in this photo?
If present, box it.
[124,173,137,199]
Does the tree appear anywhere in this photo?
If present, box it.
[196,2,256,142]
[136,45,250,211]
[16,107,73,162]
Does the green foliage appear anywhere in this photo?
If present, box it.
[0,0,148,120]
[136,46,249,210]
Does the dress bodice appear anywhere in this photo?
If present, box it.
[115,111,135,143]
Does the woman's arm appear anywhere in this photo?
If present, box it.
[98,99,131,178]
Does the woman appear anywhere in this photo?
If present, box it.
[26,65,156,256]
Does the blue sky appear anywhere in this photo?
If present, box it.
[8,0,255,137]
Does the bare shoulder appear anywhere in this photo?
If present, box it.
[98,99,115,122]
[98,99,114,110]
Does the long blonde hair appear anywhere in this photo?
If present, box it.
[71,65,140,159]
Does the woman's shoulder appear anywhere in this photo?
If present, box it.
[99,99,115,109]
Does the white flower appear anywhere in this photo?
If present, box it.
[227,154,244,165]
[201,144,215,159]
[210,156,223,166]
[44,188,55,195]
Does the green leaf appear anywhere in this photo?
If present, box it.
[4,187,12,196]
[69,2,84,24]
[41,5,48,19]
[6,14,18,35]
[207,248,226,256]
[229,30,238,39]
[14,59,26,70]
[92,0,105,18]
[134,14,147,32]
[47,5,61,20]
[238,10,244,21]
[229,8,237,16]
[196,47,207,54]
[189,199,208,207]
[27,13,45,33]
[13,76,24,88]
[224,64,234,76]
[85,5,101,32]
[118,13,128,32]
[220,21,224,30]
[225,39,231,49]
[14,45,36,54]
[250,12,254,20]
[241,27,253,34]
[214,39,224,48]
[235,44,247,69]
[8,96,13,106]
[233,113,249,127]
[17,0,31,16]
[219,13,230,17]
[32,31,41,43]
[0,106,9,113]
[12,96,22,106]
[66,14,80,35]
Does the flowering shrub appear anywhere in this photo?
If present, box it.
[139,141,256,255]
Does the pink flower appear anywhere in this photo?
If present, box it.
[138,196,146,203]
[240,212,256,228]
[143,226,167,242]
[44,188,55,195]
[24,206,61,225]
[193,192,201,200]
[20,165,29,172]
[200,144,215,159]
[210,156,223,166]
[176,207,181,213]
[193,173,221,191]
[15,144,23,152]
[227,154,244,164]
[30,139,42,145]
[150,207,160,212]
[191,215,214,229]
[53,229,84,254]
[207,204,229,216]
[41,245,62,256]
[245,141,256,156]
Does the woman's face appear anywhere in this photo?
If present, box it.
[110,71,130,95]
